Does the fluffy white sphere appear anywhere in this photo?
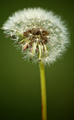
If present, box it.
[2,8,70,65]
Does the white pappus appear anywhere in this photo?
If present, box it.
[2,8,70,65]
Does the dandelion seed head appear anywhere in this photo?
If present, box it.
[2,8,70,65]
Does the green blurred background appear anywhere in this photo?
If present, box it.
[0,0,74,120]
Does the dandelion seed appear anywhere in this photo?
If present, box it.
[2,8,69,65]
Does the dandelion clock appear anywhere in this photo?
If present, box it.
[2,8,70,120]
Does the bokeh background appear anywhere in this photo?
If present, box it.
[0,0,74,120]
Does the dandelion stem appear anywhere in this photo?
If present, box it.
[39,61,47,120]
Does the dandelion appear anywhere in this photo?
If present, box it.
[2,8,70,120]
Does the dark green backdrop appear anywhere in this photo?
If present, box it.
[0,0,74,120]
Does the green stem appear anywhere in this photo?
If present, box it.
[39,61,47,120]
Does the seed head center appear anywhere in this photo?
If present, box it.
[23,28,49,44]
[16,28,50,60]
